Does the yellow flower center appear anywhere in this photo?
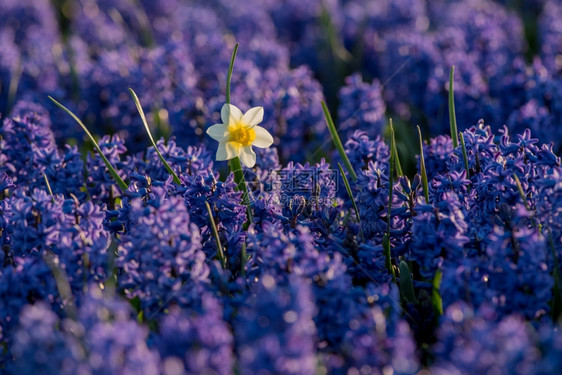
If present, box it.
[228,123,256,146]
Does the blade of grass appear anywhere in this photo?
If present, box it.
[43,250,78,320]
[103,237,119,295]
[240,242,248,277]
[338,163,364,243]
[513,173,530,210]
[205,201,226,269]
[8,63,22,112]
[226,43,239,105]
[417,126,429,203]
[384,130,397,281]
[49,96,128,192]
[448,66,459,148]
[319,4,351,62]
[321,101,357,181]
[43,173,55,203]
[383,235,396,281]
[389,119,403,177]
[459,132,470,178]
[130,0,155,47]
[129,88,181,184]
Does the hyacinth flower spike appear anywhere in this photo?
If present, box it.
[206,103,274,168]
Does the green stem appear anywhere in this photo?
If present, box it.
[224,43,253,224]
[432,270,444,316]
[229,157,254,224]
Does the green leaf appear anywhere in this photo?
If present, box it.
[399,261,417,304]
[205,201,227,269]
[129,296,142,313]
[226,43,239,105]
[448,66,459,148]
[389,120,403,177]
[338,163,364,243]
[48,96,128,192]
[417,126,429,203]
[383,234,396,281]
[129,88,181,184]
[432,270,444,316]
[321,101,357,181]
[459,131,470,178]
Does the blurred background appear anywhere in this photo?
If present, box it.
[1,0,561,174]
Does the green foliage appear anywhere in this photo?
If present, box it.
[49,96,129,191]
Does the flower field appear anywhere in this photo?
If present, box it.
[2,0,562,374]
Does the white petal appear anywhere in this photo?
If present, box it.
[216,142,239,161]
[252,126,274,148]
[239,146,256,168]
[242,106,264,127]
[221,103,243,125]
[206,123,228,142]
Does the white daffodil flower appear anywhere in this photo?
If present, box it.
[206,103,274,167]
